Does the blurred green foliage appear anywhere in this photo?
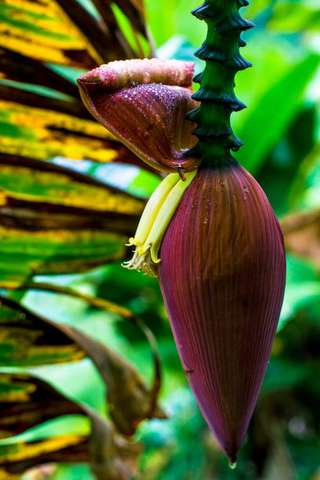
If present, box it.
[1,0,320,479]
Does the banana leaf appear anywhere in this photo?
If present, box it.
[0,295,164,435]
[0,373,141,479]
[0,153,146,280]
[0,2,161,477]
[0,0,153,165]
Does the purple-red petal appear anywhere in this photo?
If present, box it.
[78,59,199,173]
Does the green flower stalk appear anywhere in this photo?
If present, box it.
[189,0,254,166]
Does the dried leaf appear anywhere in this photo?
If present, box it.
[0,374,142,479]
[92,0,149,59]
[55,0,144,63]
[88,411,142,480]
[0,297,85,366]
[0,47,78,97]
[0,296,165,435]
[67,326,166,436]
[281,208,320,267]
[0,374,83,438]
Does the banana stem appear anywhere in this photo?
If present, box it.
[188,0,253,167]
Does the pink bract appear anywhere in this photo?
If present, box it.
[160,165,286,461]
[78,59,199,173]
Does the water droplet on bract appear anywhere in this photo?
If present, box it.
[229,461,237,470]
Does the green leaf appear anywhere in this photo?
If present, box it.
[0,1,96,68]
[0,154,147,280]
[267,2,320,33]
[145,0,203,48]
[0,94,143,164]
[0,1,152,166]
[0,155,144,216]
[46,464,93,480]
[263,359,308,393]
[127,168,161,198]
[287,143,320,210]
[0,228,126,281]
[0,1,150,70]
[278,255,320,330]
[237,54,320,173]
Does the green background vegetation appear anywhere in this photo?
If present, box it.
[0,0,319,478]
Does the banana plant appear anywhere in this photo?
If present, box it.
[0,0,319,478]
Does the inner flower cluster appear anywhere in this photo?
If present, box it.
[123,171,197,277]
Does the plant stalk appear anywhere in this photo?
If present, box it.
[188,0,254,167]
